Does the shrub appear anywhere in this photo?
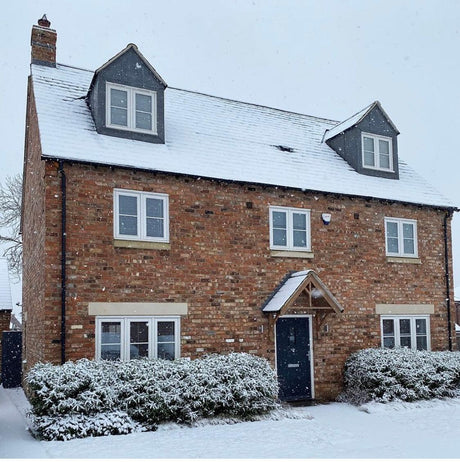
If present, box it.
[26,353,279,440]
[339,348,460,405]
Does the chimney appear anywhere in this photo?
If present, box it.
[31,14,56,67]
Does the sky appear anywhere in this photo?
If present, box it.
[1,0,460,307]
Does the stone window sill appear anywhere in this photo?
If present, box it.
[270,250,314,259]
[386,256,421,264]
[114,239,171,250]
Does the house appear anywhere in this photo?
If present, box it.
[22,16,457,401]
[0,258,13,377]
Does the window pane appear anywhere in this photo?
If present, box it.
[383,337,395,348]
[387,237,399,254]
[130,321,149,359]
[400,336,411,348]
[272,211,286,228]
[416,336,428,350]
[293,230,307,247]
[111,107,128,126]
[146,217,164,238]
[364,152,375,167]
[119,195,138,215]
[136,111,152,130]
[380,153,390,169]
[382,319,394,335]
[416,319,427,334]
[111,89,128,108]
[273,229,287,246]
[136,93,152,112]
[363,137,374,152]
[403,238,415,255]
[100,322,121,361]
[402,223,414,239]
[119,215,137,236]
[158,343,175,360]
[158,321,175,342]
[379,139,389,155]
[293,213,306,230]
[363,137,375,166]
[399,319,411,334]
[146,198,164,218]
[386,221,398,238]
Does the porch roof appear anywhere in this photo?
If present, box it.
[261,270,344,314]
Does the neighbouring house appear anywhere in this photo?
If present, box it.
[0,258,13,376]
[22,16,457,401]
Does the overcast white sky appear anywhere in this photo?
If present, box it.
[1,0,460,306]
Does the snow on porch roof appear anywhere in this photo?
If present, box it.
[261,270,344,313]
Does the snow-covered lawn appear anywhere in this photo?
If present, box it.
[1,385,460,458]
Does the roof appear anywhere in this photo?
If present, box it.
[0,259,12,310]
[261,270,344,313]
[323,101,400,142]
[30,63,455,209]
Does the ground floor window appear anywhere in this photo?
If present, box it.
[96,316,180,361]
[380,315,430,350]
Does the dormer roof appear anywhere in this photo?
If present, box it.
[324,101,400,142]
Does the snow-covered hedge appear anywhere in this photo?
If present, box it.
[339,348,460,405]
[26,353,279,440]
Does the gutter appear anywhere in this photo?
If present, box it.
[444,210,454,351]
[58,160,67,364]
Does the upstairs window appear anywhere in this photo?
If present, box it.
[114,189,169,242]
[106,83,157,134]
[269,206,311,251]
[381,315,430,350]
[385,217,417,258]
[362,133,393,171]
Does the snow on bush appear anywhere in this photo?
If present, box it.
[339,348,460,405]
[26,353,279,440]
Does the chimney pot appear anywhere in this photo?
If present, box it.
[38,14,50,28]
[31,15,56,67]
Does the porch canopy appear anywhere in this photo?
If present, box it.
[262,270,344,315]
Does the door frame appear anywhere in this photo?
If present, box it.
[274,314,315,400]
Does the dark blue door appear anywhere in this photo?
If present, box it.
[276,317,312,401]
[1,331,22,388]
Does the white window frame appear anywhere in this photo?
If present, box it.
[106,82,158,134]
[114,189,169,242]
[96,316,181,361]
[384,217,418,258]
[269,206,311,251]
[380,315,430,351]
[361,132,393,172]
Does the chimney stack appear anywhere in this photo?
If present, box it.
[31,14,56,67]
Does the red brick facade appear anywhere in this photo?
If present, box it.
[22,120,455,398]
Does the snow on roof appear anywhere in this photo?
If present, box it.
[31,63,455,209]
[323,101,399,142]
[0,259,12,310]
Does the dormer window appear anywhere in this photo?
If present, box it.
[362,133,393,172]
[106,82,157,134]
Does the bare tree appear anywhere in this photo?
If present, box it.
[0,174,22,279]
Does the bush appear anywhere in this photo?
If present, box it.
[26,353,279,440]
[339,348,460,405]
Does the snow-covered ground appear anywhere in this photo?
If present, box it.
[1,385,460,458]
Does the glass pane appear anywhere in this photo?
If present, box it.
[100,322,121,360]
[387,237,399,254]
[383,336,395,348]
[363,137,374,152]
[146,198,163,218]
[386,221,398,238]
[293,213,306,230]
[402,223,414,239]
[272,211,286,228]
[293,230,307,247]
[136,111,152,130]
[111,89,127,108]
[101,344,121,360]
[158,343,175,360]
[416,319,427,334]
[382,319,394,335]
[119,215,137,236]
[273,229,287,246]
[111,107,128,126]
[379,139,389,155]
[119,195,138,215]
[130,322,148,343]
[416,336,428,350]
[399,319,411,335]
[364,151,375,166]
[403,238,415,255]
[146,217,164,238]
[158,321,175,343]
[400,336,411,348]
[380,153,390,169]
[136,93,152,112]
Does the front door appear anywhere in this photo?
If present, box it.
[276,316,312,401]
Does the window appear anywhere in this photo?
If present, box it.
[269,206,311,251]
[362,133,393,171]
[96,316,180,361]
[114,189,169,242]
[384,217,417,257]
[381,315,430,350]
[106,82,157,134]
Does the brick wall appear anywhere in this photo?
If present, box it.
[21,154,455,399]
[0,309,12,377]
